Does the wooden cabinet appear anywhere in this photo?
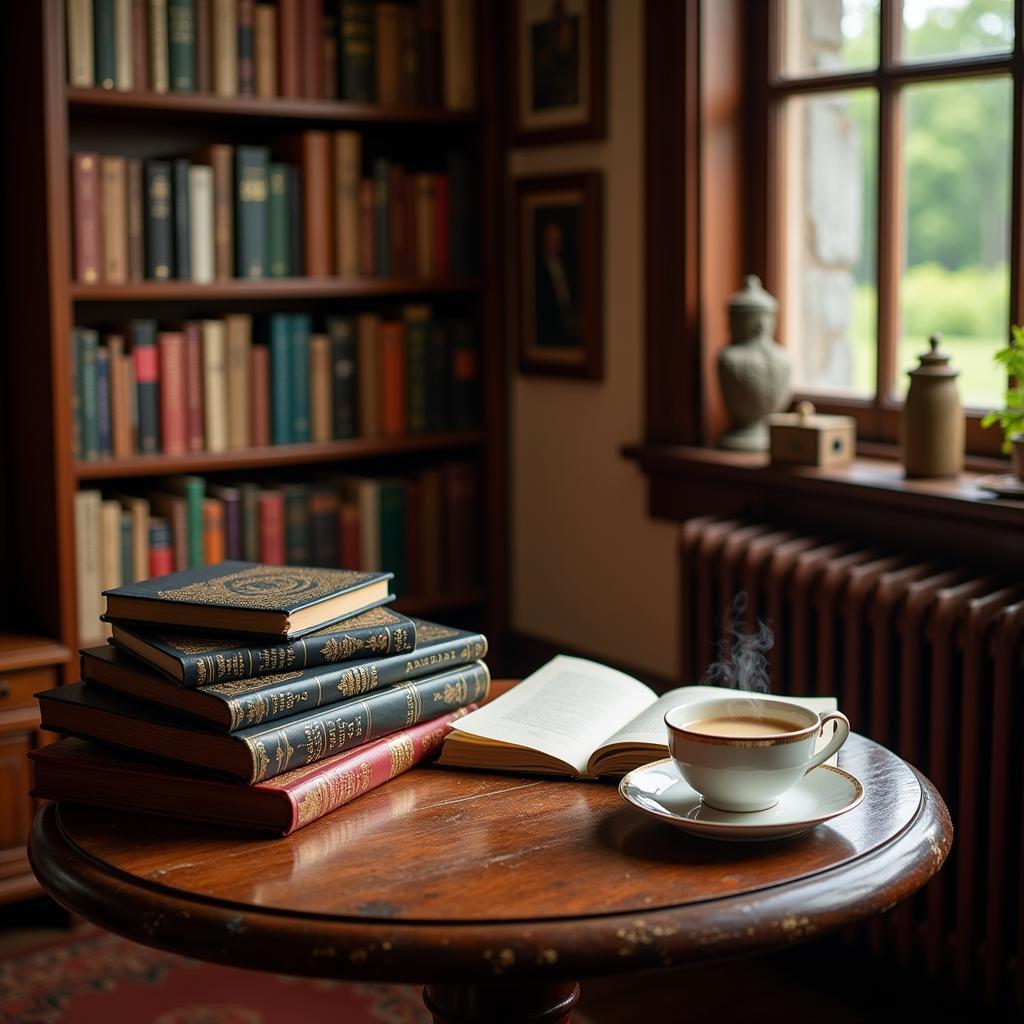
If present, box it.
[0,635,69,904]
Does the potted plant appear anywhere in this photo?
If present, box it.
[982,325,1024,480]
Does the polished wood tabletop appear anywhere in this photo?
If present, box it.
[29,716,951,1024]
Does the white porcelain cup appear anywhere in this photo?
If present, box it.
[664,696,850,813]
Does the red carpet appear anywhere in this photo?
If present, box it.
[0,925,433,1024]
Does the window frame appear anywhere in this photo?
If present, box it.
[759,0,1024,456]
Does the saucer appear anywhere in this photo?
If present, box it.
[618,758,864,842]
[975,473,1024,500]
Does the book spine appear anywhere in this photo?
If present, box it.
[94,0,117,88]
[195,0,210,91]
[235,145,269,279]
[201,318,228,452]
[239,483,260,561]
[322,13,337,98]
[284,483,310,565]
[71,330,83,458]
[167,0,196,91]
[148,516,174,576]
[403,475,421,595]
[130,319,160,453]
[157,331,187,454]
[309,333,332,444]
[287,165,303,276]
[279,707,471,833]
[99,155,128,284]
[72,153,101,284]
[449,318,477,429]
[183,322,205,451]
[258,489,285,564]
[289,313,312,442]
[148,0,170,93]
[144,160,174,280]
[172,158,192,280]
[276,0,301,98]
[95,347,112,457]
[404,307,430,433]
[356,312,379,438]
[211,0,238,96]
[189,164,215,284]
[433,172,449,277]
[202,497,226,563]
[99,500,123,619]
[74,489,103,642]
[181,475,205,567]
[397,3,418,106]
[309,484,339,565]
[237,0,255,94]
[416,0,440,108]
[327,316,356,439]
[425,319,447,431]
[208,144,234,279]
[441,0,476,111]
[359,177,374,276]
[222,492,242,559]
[126,158,144,281]
[442,461,479,589]
[107,337,134,457]
[67,0,96,87]
[378,319,405,436]
[372,158,390,278]
[339,497,361,569]
[119,509,134,584]
[296,132,331,277]
[378,479,405,595]
[267,162,289,277]
[250,343,271,447]
[338,0,374,102]
[418,467,442,595]
[388,163,407,278]
[269,314,292,444]
[241,661,489,781]
[300,0,321,98]
[78,328,100,459]
[115,0,134,89]
[413,173,435,278]
[225,313,252,448]
[374,1,399,106]
[131,0,148,91]
[333,130,360,277]
[254,2,278,97]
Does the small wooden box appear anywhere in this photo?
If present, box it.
[768,404,856,468]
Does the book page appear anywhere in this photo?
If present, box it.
[444,656,657,775]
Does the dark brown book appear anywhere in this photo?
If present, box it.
[359,177,375,276]
[237,0,255,95]
[322,14,338,99]
[190,144,233,279]
[375,1,401,106]
[126,157,144,280]
[276,132,332,277]
[442,461,480,590]
[389,163,409,278]
[300,0,321,98]
[131,0,149,92]
[416,0,441,108]
[195,0,211,91]
[276,0,301,97]
[397,2,418,107]
[72,153,101,284]
[250,343,271,446]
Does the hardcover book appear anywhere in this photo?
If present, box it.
[88,617,485,729]
[38,660,490,782]
[30,708,473,836]
[438,657,836,779]
[101,560,394,636]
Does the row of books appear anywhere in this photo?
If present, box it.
[66,0,477,110]
[73,461,482,641]
[71,139,475,284]
[71,309,479,461]
[35,561,490,834]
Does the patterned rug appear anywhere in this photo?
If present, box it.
[0,925,435,1024]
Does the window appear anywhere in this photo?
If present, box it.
[766,0,1018,453]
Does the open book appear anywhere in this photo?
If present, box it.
[437,656,838,779]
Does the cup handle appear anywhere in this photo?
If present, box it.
[804,711,850,774]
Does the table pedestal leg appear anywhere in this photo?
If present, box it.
[423,980,580,1023]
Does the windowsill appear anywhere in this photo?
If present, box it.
[622,442,1023,533]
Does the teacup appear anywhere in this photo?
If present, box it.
[664,696,850,813]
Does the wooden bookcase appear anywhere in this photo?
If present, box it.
[2,0,508,692]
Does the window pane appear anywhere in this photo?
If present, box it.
[900,0,1013,62]
[782,90,878,396]
[781,0,880,77]
[898,77,1010,408]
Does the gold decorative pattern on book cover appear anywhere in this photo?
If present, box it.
[295,762,373,826]
[157,565,371,610]
[386,735,416,778]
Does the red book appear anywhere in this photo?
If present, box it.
[157,331,187,455]
[258,489,286,564]
[434,173,450,278]
[339,498,361,569]
[29,709,475,835]
[148,516,174,577]
[131,0,149,94]
[276,132,332,277]
[277,0,302,98]
[404,476,422,597]
[359,178,375,276]
[250,344,271,447]
[183,321,205,452]
[126,158,145,281]
[202,498,226,564]
[71,153,101,284]
[378,321,406,436]
[300,0,321,99]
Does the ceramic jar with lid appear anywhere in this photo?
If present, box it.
[901,333,964,478]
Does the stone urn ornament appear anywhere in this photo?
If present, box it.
[716,275,792,451]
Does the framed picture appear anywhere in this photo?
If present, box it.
[515,172,603,380]
[511,0,607,145]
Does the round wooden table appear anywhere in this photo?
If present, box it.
[29,732,951,1023]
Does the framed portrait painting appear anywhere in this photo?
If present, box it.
[512,0,607,145]
[515,172,603,380]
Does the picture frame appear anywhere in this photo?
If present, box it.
[511,0,607,146]
[515,172,603,380]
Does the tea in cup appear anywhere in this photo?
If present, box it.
[664,696,850,813]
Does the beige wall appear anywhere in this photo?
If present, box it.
[508,0,679,679]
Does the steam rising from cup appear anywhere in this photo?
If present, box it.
[700,592,773,694]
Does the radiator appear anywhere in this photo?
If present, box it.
[679,517,1024,1007]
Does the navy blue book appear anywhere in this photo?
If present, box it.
[86,618,487,731]
[101,560,394,637]
[173,159,192,280]
[37,661,490,782]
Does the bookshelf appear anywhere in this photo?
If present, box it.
[3,0,508,700]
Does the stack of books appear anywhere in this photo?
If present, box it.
[31,560,489,834]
